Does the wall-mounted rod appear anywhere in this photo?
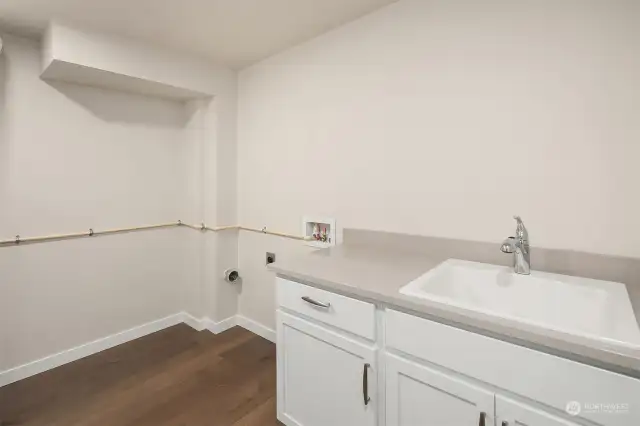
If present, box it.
[0,221,310,247]
[240,226,311,241]
[199,223,311,241]
[0,222,181,247]
[205,225,241,232]
[180,222,203,231]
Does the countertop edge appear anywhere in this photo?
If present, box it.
[271,265,640,380]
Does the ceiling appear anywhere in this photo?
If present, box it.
[0,0,396,69]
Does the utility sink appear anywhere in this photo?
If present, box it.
[400,259,640,349]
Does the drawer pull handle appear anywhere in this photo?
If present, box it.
[479,412,486,426]
[301,296,331,309]
[363,363,371,406]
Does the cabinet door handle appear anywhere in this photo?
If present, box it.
[301,296,331,309]
[479,412,486,426]
[363,363,371,406]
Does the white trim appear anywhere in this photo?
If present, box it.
[205,316,237,334]
[237,314,276,343]
[0,313,183,388]
[0,312,277,388]
[181,314,237,334]
[180,312,207,331]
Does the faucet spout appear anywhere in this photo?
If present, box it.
[501,236,516,254]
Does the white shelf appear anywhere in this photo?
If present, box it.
[40,23,217,101]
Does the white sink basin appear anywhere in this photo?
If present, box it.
[400,259,640,349]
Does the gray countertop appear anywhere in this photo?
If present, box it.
[270,244,640,379]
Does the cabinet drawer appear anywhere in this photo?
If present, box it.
[277,277,376,340]
[386,309,640,426]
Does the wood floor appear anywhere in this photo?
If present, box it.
[0,325,283,426]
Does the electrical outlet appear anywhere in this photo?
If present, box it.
[266,252,276,265]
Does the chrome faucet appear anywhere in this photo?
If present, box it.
[501,216,530,275]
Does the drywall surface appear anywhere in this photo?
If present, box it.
[42,23,229,98]
[0,34,216,372]
[183,94,240,323]
[237,0,640,329]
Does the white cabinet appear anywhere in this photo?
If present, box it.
[277,311,377,426]
[497,395,582,426]
[385,309,639,426]
[276,278,639,426]
[386,353,495,426]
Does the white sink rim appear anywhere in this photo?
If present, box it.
[399,259,640,350]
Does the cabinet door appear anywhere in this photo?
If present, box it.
[386,353,495,426]
[277,311,377,426]
[496,395,583,426]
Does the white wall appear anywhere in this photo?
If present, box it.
[237,0,640,329]
[182,92,240,323]
[0,33,237,373]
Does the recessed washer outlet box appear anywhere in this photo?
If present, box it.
[302,216,338,248]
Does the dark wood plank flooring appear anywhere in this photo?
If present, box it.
[0,324,282,426]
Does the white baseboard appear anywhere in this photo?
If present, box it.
[180,312,276,343]
[205,316,237,334]
[180,313,237,334]
[236,315,276,343]
[0,312,277,388]
[181,312,207,331]
[0,313,184,388]
[192,314,275,342]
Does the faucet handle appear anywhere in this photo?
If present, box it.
[513,216,528,240]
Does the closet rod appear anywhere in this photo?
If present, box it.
[0,222,310,247]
